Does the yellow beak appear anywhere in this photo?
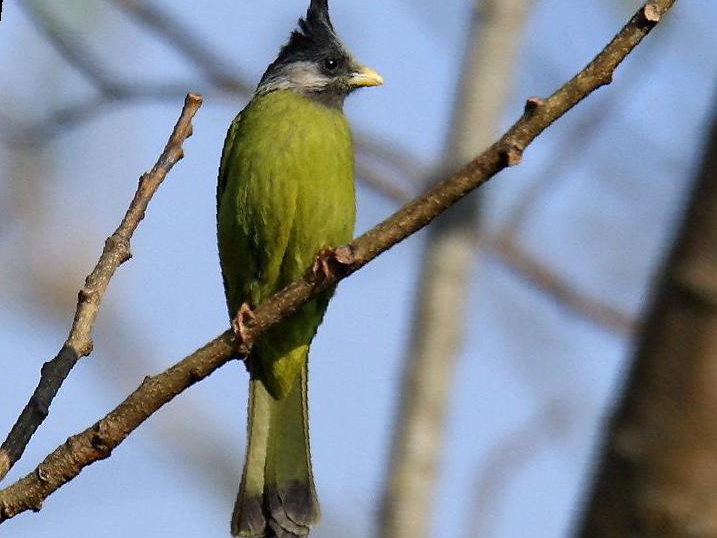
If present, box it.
[349,65,384,88]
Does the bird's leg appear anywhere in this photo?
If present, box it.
[312,245,355,281]
[231,302,257,355]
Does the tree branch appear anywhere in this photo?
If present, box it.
[0,0,674,523]
[0,93,203,483]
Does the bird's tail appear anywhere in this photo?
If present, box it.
[232,363,320,537]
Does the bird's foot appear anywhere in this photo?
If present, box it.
[231,302,256,355]
[312,245,355,281]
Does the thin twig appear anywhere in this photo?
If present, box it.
[0,93,203,484]
[1,83,194,145]
[19,0,117,93]
[107,0,253,95]
[0,0,674,522]
[488,235,635,334]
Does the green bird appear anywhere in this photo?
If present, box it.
[216,1,382,536]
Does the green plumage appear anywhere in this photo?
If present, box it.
[217,1,380,536]
[218,90,355,398]
[218,90,355,537]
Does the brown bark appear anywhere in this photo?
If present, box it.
[578,92,717,537]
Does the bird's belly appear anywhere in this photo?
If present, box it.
[275,165,354,283]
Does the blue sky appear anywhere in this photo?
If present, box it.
[1,1,716,537]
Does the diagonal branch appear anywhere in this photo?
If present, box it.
[0,93,203,484]
[0,0,674,523]
[488,235,635,334]
[19,0,118,93]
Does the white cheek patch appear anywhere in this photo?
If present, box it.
[262,61,329,93]
[286,61,329,89]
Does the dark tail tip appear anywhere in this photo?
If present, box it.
[232,482,319,537]
[266,480,320,537]
[231,493,265,537]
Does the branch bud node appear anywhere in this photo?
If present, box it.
[36,465,50,484]
[502,144,523,166]
[524,96,545,114]
[643,3,661,22]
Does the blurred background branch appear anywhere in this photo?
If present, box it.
[8,0,425,199]
[577,85,717,538]
[379,1,534,536]
[465,399,576,538]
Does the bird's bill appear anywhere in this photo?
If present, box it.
[348,65,383,88]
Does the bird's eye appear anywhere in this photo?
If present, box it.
[323,57,339,71]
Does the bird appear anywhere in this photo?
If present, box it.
[216,1,382,536]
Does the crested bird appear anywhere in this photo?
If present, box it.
[216,1,382,536]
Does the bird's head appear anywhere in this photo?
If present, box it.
[257,0,382,107]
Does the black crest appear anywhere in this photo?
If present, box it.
[305,0,333,31]
[263,0,345,72]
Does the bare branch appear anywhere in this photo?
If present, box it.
[0,93,203,483]
[485,29,669,336]
[0,331,236,522]
[0,0,675,522]
[498,32,664,241]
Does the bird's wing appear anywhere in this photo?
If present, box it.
[217,111,242,210]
